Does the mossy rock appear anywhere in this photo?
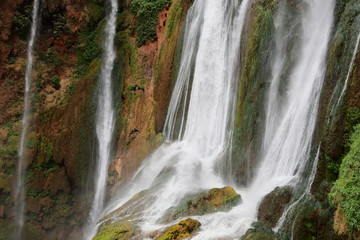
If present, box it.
[258,186,293,228]
[155,218,201,240]
[162,186,241,223]
[92,220,139,240]
[241,222,275,240]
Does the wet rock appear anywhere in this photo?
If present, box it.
[155,218,201,240]
[241,221,277,240]
[257,186,292,228]
[92,220,139,240]
[162,186,241,223]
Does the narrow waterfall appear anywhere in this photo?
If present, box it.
[97,0,335,239]
[84,0,118,236]
[13,0,40,237]
[336,33,360,106]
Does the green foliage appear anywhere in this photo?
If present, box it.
[330,124,360,232]
[76,31,102,77]
[12,5,32,39]
[28,189,50,200]
[39,47,63,67]
[53,14,70,37]
[7,57,17,65]
[51,76,61,90]
[127,84,144,91]
[344,107,360,148]
[131,0,170,45]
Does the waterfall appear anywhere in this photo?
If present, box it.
[13,0,40,238]
[99,0,250,237]
[336,33,360,106]
[96,0,335,239]
[84,0,118,237]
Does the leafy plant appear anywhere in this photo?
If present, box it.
[131,0,170,45]
[12,5,32,39]
[330,124,360,232]
[51,76,61,90]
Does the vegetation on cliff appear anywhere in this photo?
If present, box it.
[330,123,360,233]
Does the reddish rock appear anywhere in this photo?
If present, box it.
[45,167,71,194]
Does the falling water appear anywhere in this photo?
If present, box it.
[101,0,250,237]
[13,0,40,238]
[98,0,334,239]
[336,33,360,106]
[84,0,118,237]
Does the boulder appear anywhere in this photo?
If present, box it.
[162,186,241,223]
[257,186,292,228]
[92,220,139,240]
[241,222,275,240]
[155,218,201,240]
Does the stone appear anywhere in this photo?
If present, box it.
[92,220,139,240]
[257,186,292,228]
[162,186,241,223]
[155,218,201,240]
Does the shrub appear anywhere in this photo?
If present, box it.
[330,124,360,232]
[131,0,170,46]
[51,76,61,90]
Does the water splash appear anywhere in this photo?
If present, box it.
[13,0,41,238]
[84,0,118,238]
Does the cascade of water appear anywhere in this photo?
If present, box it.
[84,0,118,237]
[100,0,250,236]
[98,0,334,239]
[336,33,360,106]
[13,0,40,237]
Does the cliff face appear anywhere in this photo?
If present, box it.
[0,0,191,238]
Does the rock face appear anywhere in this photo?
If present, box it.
[257,186,292,228]
[155,218,201,240]
[162,186,241,223]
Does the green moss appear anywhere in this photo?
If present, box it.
[131,0,170,45]
[162,186,241,222]
[0,176,10,193]
[231,1,277,185]
[156,218,201,240]
[93,221,137,240]
[28,189,50,199]
[330,123,360,232]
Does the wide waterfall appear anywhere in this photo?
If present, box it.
[84,0,118,237]
[13,0,40,238]
[95,0,335,239]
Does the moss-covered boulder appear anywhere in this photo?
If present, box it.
[155,218,201,240]
[241,222,275,240]
[162,186,241,222]
[257,186,292,228]
[92,220,139,240]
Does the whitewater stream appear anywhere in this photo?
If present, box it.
[84,0,118,238]
[13,0,41,238]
